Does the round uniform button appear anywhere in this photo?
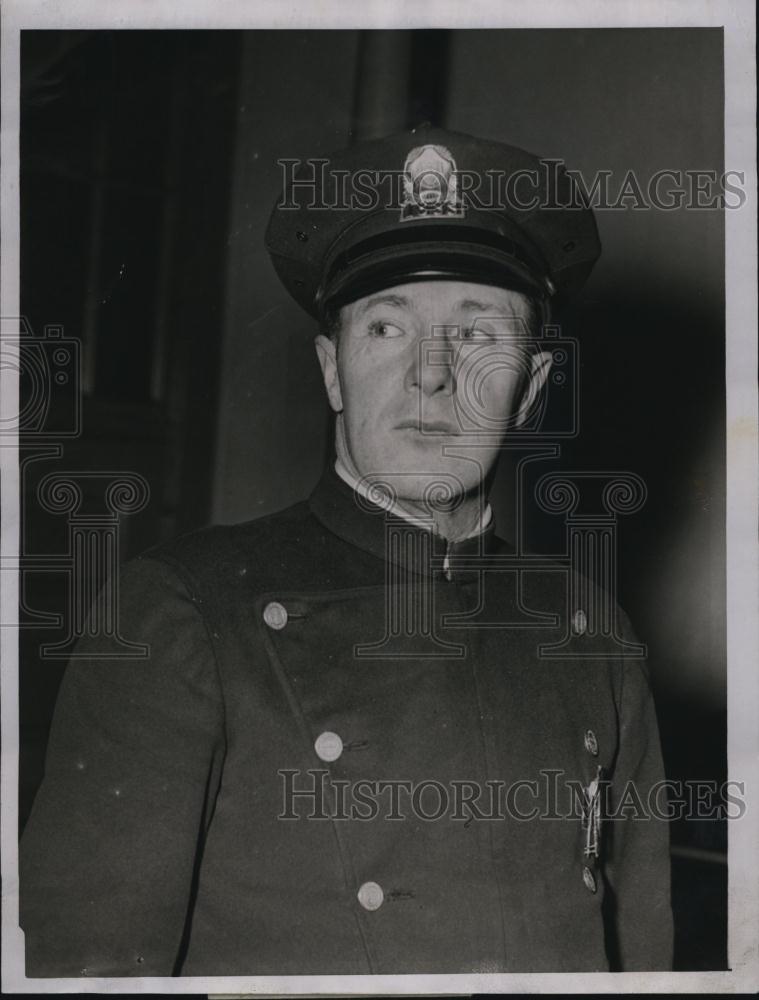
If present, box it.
[572,609,588,636]
[314,731,343,762]
[263,601,288,630]
[584,729,599,756]
[582,866,597,894]
[357,881,384,911]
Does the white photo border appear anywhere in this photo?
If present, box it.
[1,0,756,994]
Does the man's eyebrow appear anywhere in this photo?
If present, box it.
[455,298,520,313]
[358,293,411,314]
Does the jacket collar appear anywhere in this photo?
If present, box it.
[333,457,493,539]
[308,464,500,580]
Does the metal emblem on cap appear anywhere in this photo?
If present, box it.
[400,144,464,221]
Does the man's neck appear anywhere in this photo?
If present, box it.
[334,456,492,544]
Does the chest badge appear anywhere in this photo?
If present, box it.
[583,764,605,859]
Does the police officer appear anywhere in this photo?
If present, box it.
[20,126,674,976]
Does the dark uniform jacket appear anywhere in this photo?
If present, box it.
[20,466,674,977]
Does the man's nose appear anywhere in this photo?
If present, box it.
[404,333,457,397]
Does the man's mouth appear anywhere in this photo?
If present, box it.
[394,419,460,435]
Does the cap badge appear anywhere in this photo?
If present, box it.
[400,144,465,221]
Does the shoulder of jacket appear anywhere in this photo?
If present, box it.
[131,498,316,581]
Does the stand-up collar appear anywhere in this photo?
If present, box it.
[308,464,500,580]
[333,457,493,538]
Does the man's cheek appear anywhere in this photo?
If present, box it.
[480,378,519,422]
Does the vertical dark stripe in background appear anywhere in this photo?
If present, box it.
[350,28,452,141]
[406,29,451,129]
[351,30,413,141]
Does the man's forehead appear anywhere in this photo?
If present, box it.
[352,281,532,316]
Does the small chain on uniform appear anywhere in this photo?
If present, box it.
[443,540,452,581]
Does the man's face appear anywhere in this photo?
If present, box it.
[315,279,551,502]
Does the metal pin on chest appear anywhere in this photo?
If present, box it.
[583,764,604,859]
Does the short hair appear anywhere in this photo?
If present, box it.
[321,300,343,343]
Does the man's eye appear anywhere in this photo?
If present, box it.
[461,325,494,341]
[367,320,405,339]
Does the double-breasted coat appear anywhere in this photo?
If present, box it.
[20,466,673,976]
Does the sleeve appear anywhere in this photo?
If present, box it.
[19,555,226,978]
[604,624,674,971]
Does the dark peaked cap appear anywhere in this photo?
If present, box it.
[266,125,601,320]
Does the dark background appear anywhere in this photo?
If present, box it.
[19,28,727,970]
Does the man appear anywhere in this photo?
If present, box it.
[20,126,673,976]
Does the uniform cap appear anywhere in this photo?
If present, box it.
[265,125,601,319]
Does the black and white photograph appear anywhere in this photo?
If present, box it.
[1,1,757,994]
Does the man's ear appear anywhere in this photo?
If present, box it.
[514,349,552,428]
[314,334,343,413]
